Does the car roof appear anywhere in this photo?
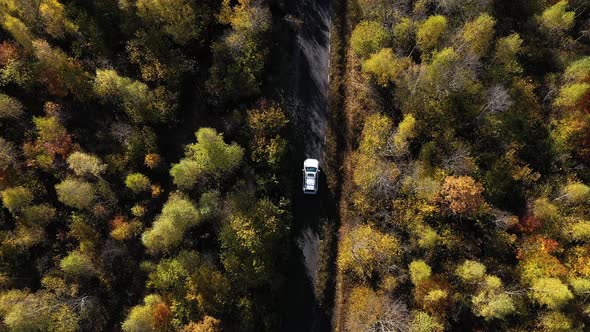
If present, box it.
[304,159,319,168]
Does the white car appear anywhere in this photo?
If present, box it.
[302,159,320,194]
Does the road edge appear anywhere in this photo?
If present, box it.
[323,0,349,330]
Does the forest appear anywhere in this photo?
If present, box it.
[0,0,304,330]
[1,0,590,331]
[334,0,590,331]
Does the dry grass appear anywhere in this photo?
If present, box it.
[328,0,383,328]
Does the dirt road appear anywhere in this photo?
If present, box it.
[298,0,332,164]
[282,0,333,331]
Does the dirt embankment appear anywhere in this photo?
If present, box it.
[324,0,349,329]
[327,0,375,330]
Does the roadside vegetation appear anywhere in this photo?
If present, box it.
[0,0,300,330]
[335,0,590,330]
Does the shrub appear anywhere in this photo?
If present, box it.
[171,128,243,189]
[416,15,447,53]
[338,224,401,280]
[439,176,486,216]
[538,311,573,331]
[60,251,94,277]
[350,21,388,59]
[142,194,201,252]
[346,286,409,332]
[540,0,574,32]
[125,173,151,193]
[410,311,443,332]
[362,48,407,87]
[122,294,171,332]
[410,260,432,285]
[67,152,106,177]
[531,278,573,309]
[55,179,96,209]
[1,186,33,213]
[0,93,24,119]
[455,260,486,283]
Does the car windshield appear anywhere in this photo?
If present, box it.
[305,167,317,172]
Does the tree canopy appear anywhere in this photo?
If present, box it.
[142,193,201,253]
[171,128,243,189]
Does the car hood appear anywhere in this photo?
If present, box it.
[304,159,320,169]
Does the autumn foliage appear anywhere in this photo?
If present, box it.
[438,176,486,216]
